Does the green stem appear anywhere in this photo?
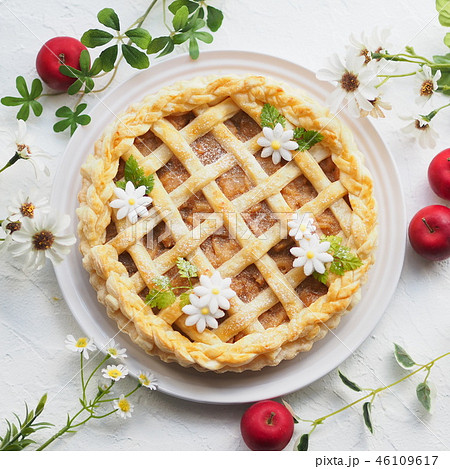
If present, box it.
[306,351,450,428]
[0,152,22,174]
[84,355,109,391]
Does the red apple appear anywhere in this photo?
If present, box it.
[408,205,450,260]
[240,400,294,451]
[428,149,450,201]
[36,37,87,91]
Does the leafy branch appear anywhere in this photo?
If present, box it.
[287,345,449,451]
[0,394,52,451]
[1,1,224,135]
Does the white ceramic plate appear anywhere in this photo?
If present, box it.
[51,50,406,404]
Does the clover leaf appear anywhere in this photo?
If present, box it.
[59,50,102,95]
[121,44,149,69]
[53,103,91,136]
[1,76,43,121]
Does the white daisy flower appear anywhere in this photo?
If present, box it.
[288,213,317,241]
[0,219,20,256]
[109,181,152,224]
[359,94,392,119]
[290,234,333,276]
[316,49,380,118]
[257,123,299,164]
[0,120,51,176]
[113,394,134,419]
[102,364,129,382]
[401,116,438,149]
[65,335,97,360]
[192,271,236,314]
[415,66,441,105]
[137,371,158,390]
[103,339,127,360]
[10,212,76,271]
[182,294,225,333]
[97,377,112,393]
[8,190,49,222]
[349,28,391,63]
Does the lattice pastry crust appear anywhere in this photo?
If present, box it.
[77,75,377,372]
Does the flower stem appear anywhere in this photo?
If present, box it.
[300,351,450,433]
[0,152,22,174]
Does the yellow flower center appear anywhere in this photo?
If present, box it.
[108,369,122,379]
[108,348,117,356]
[118,399,130,412]
[306,251,315,259]
[211,288,220,295]
[201,307,210,315]
[20,202,35,218]
[76,338,88,348]
[271,140,281,150]
[300,223,307,232]
[139,374,150,386]
[420,80,434,97]
[128,198,136,205]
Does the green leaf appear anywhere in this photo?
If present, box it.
[53,103,91,136]
[363,402,373,433]
[1,96,25,106]
[260,103,286,129]
[59,64,80,78]
[293,127,324,151]
[179,292,191,307]
[146,289,176,309]
[206,6,223,32]
[99,45,118,72]
[338,370,363,392]
[29,78,43,99]
[176,257,198,278]
[16,104,30,121]
[433,53,450,64]
[173,5,189,30]
[168,0,198,14]
[323,235,362,276]
[147,36,170,54]
[16,76,29,98]
[189,37,199,60]
[125,28,152,49]
[416,382,432,412]
[67,79,83,95]
[29,100,43,117]
[79,49,91,72]
[81,29,114,48]
[312,270,329,285]
[158,38,175,57]
[436,0,450,26]
[195,31,213,44]
[122,44,150,69]
[153,276,171,289]
[394,344,416,369]
[122,155,154,193]
[173,32,190,45]
[90,57,103,76]
[115,181,126,190]
[97,7,120,31]
[295,434,309,451]
[445,32,450,48]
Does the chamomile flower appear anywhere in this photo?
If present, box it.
[415,66,441,105]
[359,94,392,118]
[257,123,299,164]
[401,116,438,149]
[8,190,49,221]
[349,28,391,64]
[104,339,127,360]
[0,120,51,176]
[290,234,333,276]
[138,371,158,390]
[316,49,379,118]
[102,364,129,382]
[113,394,134,419]
[65,335,97,360]
[192,271,236,314]
[0,219,20,256]
[288,213,317,241]
[182,293,225,333]
[109,181,152,224]
[9,212,76,271]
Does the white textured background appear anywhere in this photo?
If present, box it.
[1,0,450,451]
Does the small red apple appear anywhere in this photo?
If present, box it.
[36,37,87,91]
[428,149,450,201]
[240,400,294,451]
[408,205,450,261]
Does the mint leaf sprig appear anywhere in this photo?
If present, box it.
[288,344,449,451]
[116,155,154,195]
[259,103,324,151]
[313,235,363,285]
[146,257,198,309]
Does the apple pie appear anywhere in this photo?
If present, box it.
[77,75,377,372]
